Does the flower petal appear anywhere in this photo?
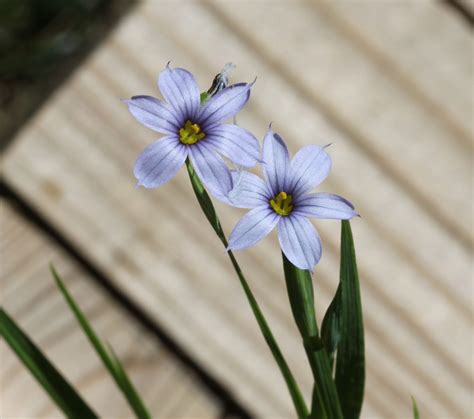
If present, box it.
[294,193,357,220]
[228,206,279,251]
[289,145,331,196]
[125,95,180,134]
[198,82,252,126]
[228,170,271,208]
[189,142,233,201]
[262,128,290,194]
[158,65,200,121]
[206,124,260,168]
[134,135,188,188]
[278,215,322,270]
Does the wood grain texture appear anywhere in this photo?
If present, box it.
[0,202,221,418]
[2,1,472,418]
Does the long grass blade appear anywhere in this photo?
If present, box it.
[0,307,98,418]
[412,396,420,419]
[333,221,365,419]
[51,265,151,419]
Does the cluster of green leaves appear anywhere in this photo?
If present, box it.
[0,267,150,419]
[281,220,365,419]
[277,221,365,419]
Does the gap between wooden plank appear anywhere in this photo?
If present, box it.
[310,0,473,150]
[0,180,253,419]
[442,0,474,25]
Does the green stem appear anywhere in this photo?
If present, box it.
[185,159,308,419]
[282,253,343,419]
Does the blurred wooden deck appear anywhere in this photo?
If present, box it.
[1,202,221,418]
[1,1,472,418]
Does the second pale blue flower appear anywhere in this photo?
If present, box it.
[227,128,358,271]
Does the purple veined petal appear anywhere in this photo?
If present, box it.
[228,206,280,251]
[188,141,233,201]
[294,192,358,220]
[205,124,260,168]
[198,82,252,127]
[289,145,332,196]
[228,170,271,209]
[124,95,180,134]
[262,128,290,195]
[158,65,200,121]
[134,135,188,188]
[278,214,322,271]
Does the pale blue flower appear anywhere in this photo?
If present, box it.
[125,64,259,200]
[227,128,358,270]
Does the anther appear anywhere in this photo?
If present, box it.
[179,120,205,145]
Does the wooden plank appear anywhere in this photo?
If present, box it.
[0,201,221,418]
[203,0,471,249]
[2,1,472,418]
[314,0,473,146]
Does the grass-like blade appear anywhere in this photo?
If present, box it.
[412,396,420,419]
[0,307,98,418]
[333,220,365,418]
[186,160,308,419]
[282,253,343,419]
[310,383,323,419]
[51,265,151,419]
[321,286,341,370]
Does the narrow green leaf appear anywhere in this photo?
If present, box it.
[309,384,323,419]
[282,253,343,419]
[51,265,151,419]
[411,396,420,419]
[333,220,365,419]
[0,307,98,418]
[186,161,308,419]
[321,286,341,370]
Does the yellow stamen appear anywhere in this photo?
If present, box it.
[179,120,205,145]
[270,191,293,216]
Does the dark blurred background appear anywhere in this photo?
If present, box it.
[0,0,134,149]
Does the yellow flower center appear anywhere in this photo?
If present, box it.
[270,191,293,216]
[179,120,205,145]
